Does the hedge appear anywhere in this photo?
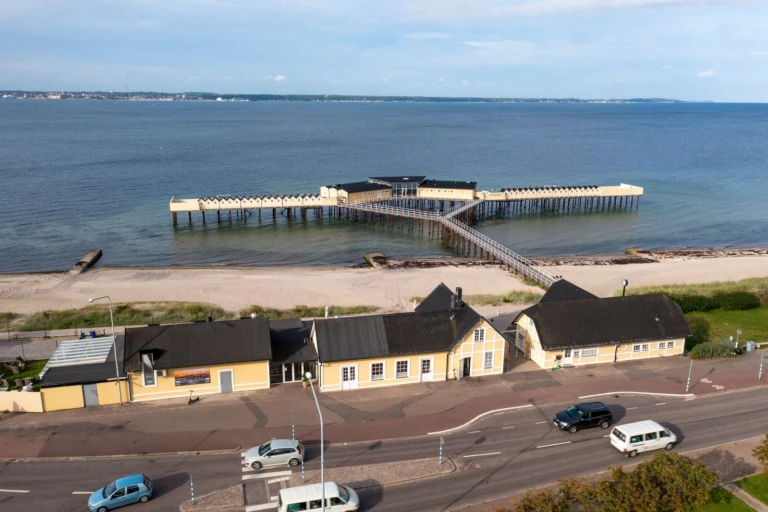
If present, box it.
[689,340,736,360]
[669,291,761,314]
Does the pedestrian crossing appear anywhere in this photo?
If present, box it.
[239,451,297,512]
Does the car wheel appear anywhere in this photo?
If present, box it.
[251,461,262,470]
[140,495,150,503]
[665,443,675,451]
[628,450,638,458]
[288,458,300,467]
[98,507,108,512]
[568,425,578,434]
[599,420,610,429]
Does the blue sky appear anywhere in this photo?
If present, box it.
[2,0,768,101]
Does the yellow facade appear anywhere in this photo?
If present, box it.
[417,187,475,201]
[129,360,269,402]
[96,381,130,406]
[0,391,44,413]
[448,319,507,379]
[515,313,685,369]
[319,352,447,392]
[41,385,85,411]
[346,188,392,203]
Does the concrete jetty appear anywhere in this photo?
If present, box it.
[70,249,102,275]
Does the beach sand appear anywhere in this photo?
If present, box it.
[1,255,768,316]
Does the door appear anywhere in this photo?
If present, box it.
[462,357,472,379]
[340,366,358,390]
[420,358,433,382]
[109,487,128,507]
[220,370,234,393]
[83,383,99,407]
[562,348,573,366]
[125,485,141,506]
[643,432,661,452]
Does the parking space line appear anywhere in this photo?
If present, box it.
[242,467,254,472]
[463,452,501,458]
[246,504,279,511]
[72,491,92,495]
[267,477,291,484]
[536,441,572,449]
[0,489,30,493]
[468,430,482,434]
[243,471,292,481]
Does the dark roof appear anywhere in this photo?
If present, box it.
[327,181,391,193]
[383,310,468,356]
[367,176,426,184]
[124,319,272,372]
[40,336,127,388]
[524,294,691,350]
[314,316,388,362]
[270,318,317,364]
[415,283,461,313]
[419,179,477,190]
[522,279,598,317]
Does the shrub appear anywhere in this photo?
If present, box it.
[669,294,718,313]
[685,315,711,351]
[689,340,736,360]
[712,291,761,311]
[753,434,768,472]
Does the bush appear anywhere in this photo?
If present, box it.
[689,340,736,360]
[685,315,711,351]
[712,291,761,311]
[753,434,768,472]
[669,294,718,313]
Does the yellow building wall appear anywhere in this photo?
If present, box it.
[129,360,270,403]
[347,189,391,203]
[448,318,506,379]
[417,187,475,201]
[320,352,448,392]
[41,385,85,412]
[96,381,130,406]
[0,391,44,413]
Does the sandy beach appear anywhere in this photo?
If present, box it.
[1,254,768,316]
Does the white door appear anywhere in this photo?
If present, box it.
[420,358,433,382]
[341,366,358,390]
[562,348,573,365]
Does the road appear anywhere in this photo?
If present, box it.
[1,388,766,512]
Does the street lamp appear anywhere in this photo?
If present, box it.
[306,371,324,509]
[89,296,122,405]
[622,279,629,297]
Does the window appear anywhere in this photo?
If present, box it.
[310,499,323,509]
[660,430,671,438]
[612,429,626,442]
[645,432,657,441]
[581,348,598,357]
[667,341,675,349]
[330,497,346,506]
[141,353,156,387]
[658,342,665,350]
[630,435,643,444]
[632,345,641,352]
[396,360,409,378]
[126,485,140,495]
[112,488,126,499]
[287,503,308,512]
[484,352,493,369]
[641,344,649,351]
[473,328,485,342]
[573,350,580,358]
[371,362,384,381]
[516,331,525,349]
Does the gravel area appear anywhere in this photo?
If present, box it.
[180,484,244,512]
[294,457,455,489]
[0,339,58,361]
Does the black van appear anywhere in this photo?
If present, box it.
[553,402,613,433]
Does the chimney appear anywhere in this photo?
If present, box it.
[450,295,456,310]
[455,287,463,304]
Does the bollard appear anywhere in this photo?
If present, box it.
[685,359,693,393]
[760,352,765,380]
[292,410,295,440]
[439,436,444,465]
[190,475,194,501]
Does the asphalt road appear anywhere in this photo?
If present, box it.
[1,388,766,512]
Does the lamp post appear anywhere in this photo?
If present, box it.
[622,279,629,297]
[89,296,122,405]
[306,371,324,509]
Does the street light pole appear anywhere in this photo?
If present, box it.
[89,296,122,405]
[306,371,324,509]
[622,279,629,297]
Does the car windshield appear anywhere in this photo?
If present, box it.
[103,481,117,498]
[565,406,582,418]
[258,442,272,456]
[338,486,350,503]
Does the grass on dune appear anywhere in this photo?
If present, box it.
[619,277,768,304]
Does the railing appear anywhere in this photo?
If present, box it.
[343,201,442,220]
[444,199,483,218]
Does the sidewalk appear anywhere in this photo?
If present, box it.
[0,352,766,459]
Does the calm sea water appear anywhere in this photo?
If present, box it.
[1,100,767,273]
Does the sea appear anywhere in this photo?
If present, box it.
[1,99,767,273]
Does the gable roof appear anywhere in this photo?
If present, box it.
[415,282,459,313]
[124,319,272,372]
[314,315,388,362]
[270,318,318,364]
[419,179,477,190]
[522,279,598,318]
[525,294,691,350]
[327,181,390,193]
[40,336,127,388]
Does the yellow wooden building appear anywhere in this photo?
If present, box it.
[320,181,392,203]
[417,179,477,201]
[512,280,690,369]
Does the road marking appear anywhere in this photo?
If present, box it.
[428,404,534,435]
[579,391,693,399]
[266,477,290,484]
[242,467,253,472]
[243,471,292,481]
[271,496,278,501]
[536,441,572,449]
[246,504,278,511]
[684,397,696,401]
[656,402,667,406]
[627,407,638,410]
[502,426,515,430]
[72,491,93,495]
[0,489,30,493]
[603,435,610,438]
[468,430,482,434]
[241,452,247,458]
[463,452,501,458]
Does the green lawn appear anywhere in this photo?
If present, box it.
[736,473,768,506]
[687,305,768,343]
[702,487,755,512]
[1,359,47,391]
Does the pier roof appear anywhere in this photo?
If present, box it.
[327,181,391,193]
[419,179,477,190]
[367,176,426,184]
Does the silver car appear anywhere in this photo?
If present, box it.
[243,439,304,470]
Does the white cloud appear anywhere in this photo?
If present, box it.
[697,69,715,77]
[438,77,446,82]
[750,50,768,56]
[461,80,469,86]
[403,32,450,40]
[273,74,286,82]
[661,64,673,69]
[382,77,389,82]
[188,76,201,81]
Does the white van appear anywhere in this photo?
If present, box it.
[609,420,677,458]
[278,482,359,512]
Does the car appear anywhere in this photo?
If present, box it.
[553,402,613,434]
[88,474,153,512]
[610,420,677,457]
[243,439,304,470]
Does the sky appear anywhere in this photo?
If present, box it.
[1,0,768,101]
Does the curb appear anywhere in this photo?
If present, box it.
[427,405,534,435]
[0,446,242,463]
[578,391,695,399]
[354,457,458,489]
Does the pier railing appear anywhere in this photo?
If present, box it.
[444,199,483,218]
[344,201,442,220]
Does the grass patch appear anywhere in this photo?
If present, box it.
[1,359,48,391]
[238,305,377,319]
[702,487,755,512]
[619,277,768,304]
[736,472,768,506]
[687,305,768,343]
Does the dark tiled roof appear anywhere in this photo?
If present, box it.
[419,180,477,190]
[270,318,317,364]
[314,316,388,362]
[415,283,458,313]
[529,294,691,350]
[367,176,426,184]
[124,319,272,372]
[522,279,598,317]
[383,310,468,356]
[327,181,391,193]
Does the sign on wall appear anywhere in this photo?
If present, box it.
[174,369,211,387]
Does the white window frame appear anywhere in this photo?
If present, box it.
[395,360,409,379]
[581,348,598,357]
[573,350,581,358]
[658,342,665,350]
[370,361,385,381]
[473,328,486,343]
[641,344,649,351]
[484,351,494,369]
[667,341,675,349]
[632,344,641,352]
[516,331,525,349]
[143,370,157,388]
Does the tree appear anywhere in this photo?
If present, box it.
[753,434,768,472]
[514,478,583,512]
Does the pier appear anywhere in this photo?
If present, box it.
[168,177,643,286]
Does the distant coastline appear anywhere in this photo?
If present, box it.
[0,90,689,104]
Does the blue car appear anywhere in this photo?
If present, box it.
[88,474,153,512]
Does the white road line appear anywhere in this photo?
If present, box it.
[243,471,292,481]
[684,397,696,401]
[535,421,547,425]
[0,489,30,493]
[656,402,667,406]
[468,430,482,434]
[502,426,515,430]
[427,404,534,435]
[271,496,278,501]
[266,477,290,484]
[241,452,247,458]
[603,435,610,438]
[72,491,93,495]
[536,441,572,449]
[245,504,278,511]
[627,407,638,410]
[463,452,501,458]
